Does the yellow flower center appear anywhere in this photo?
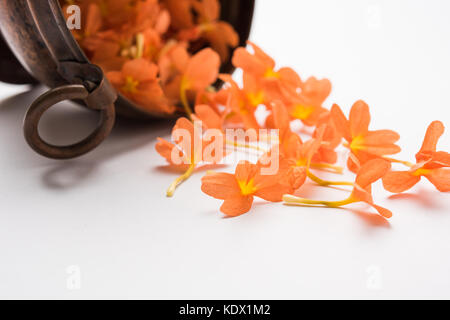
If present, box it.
[238,179,258,196]
[247,91,265,107]
[295,158,308,168]
[122,76,139,94]
[238,100,248,115]
[199,23,215,32]
[264,68,280,79]
[291,104,314,120]
[350,135,365,151]
[412,168,432,176]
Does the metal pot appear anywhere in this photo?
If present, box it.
[0,0,254,159]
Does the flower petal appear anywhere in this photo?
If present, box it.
[382,171,421,193]
[425,169,450,192]
[185,48,220,91]
[356,159,392,188]
[419,121,444,154]
[220,196,254,217]
[371,204,393,219]
[201,172,241,200]
[193,104,222,130]
[349,100,370,137]
[331,104,351,142]
[364,130,400,145]
[235,161,259,184]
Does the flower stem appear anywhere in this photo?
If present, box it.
[383,157,414,167]
[225,140,267,152]
[283,194,355,208]
[310,163,344,174]
[166,163,196,197]
[180,79,193,120]
[307,170,354,187]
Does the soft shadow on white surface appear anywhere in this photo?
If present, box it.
[1,0,450,300]
[0,86,175,190]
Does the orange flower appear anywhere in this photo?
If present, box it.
[312,113,341,165]
[195,87,229,115]
[282,77,332,127]
[179,48,221,117]
[107,58,175,114]
[192,104,225,130]
[284,159,393,219]
[181,48,221,92]
[156,117,200,171]
[157,117,226,196]
[232,42,302,96]
[162,0,196,30]
[383,121,450,193]
[178,0,240,62]
[201,161,293,216]
[331,100,401,172]
[158,43,190,103]
[219,74,261,130]
[270,100,297,152]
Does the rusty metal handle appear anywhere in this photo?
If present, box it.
[23,84,115,159]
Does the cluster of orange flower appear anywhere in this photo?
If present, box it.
[67,1,449,218]
[156,42,450,218]
[61,0,238,114]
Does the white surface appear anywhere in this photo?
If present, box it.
[1,0,450,299]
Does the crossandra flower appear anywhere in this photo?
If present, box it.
[281,77,332,127]
[232,42,302,99]
[157,117,226,197]
[311,113,341,165]
[160,47,221,116]
[179,48,221,117]
[270,100,300,154]
[284,159,393,219]
[162,0,196,30]
[219,74,262,130]
[383,121,450,193]
[192,104,225,130]
[331,100,401,172]
[107,58,174,114]
[177,0,240,62]
[201,161,294,217]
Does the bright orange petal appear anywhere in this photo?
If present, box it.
[330,104,351,142]
[235,161,259,184]
[363,144,402,156]
[220,196,254,216]
[419,121,445,154]
[382,171,421,193]
[123,58,158,82]
[349,100,370,137]
[371,204,393,219]
[193,104,222,130]
[364,130,400,145]
[355,159,391,188]
[425,169,450,192]
[185,48,221,91]
[201,172,242,200]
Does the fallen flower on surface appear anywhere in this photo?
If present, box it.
[201,161,293,217]
[156,117,225,197]
[383,121,450,193]
[331,100,401,173]
[284,159,393,219]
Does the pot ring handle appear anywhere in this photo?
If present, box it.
[23,84,116,159]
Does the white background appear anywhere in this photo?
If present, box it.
[1,0,450,299]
